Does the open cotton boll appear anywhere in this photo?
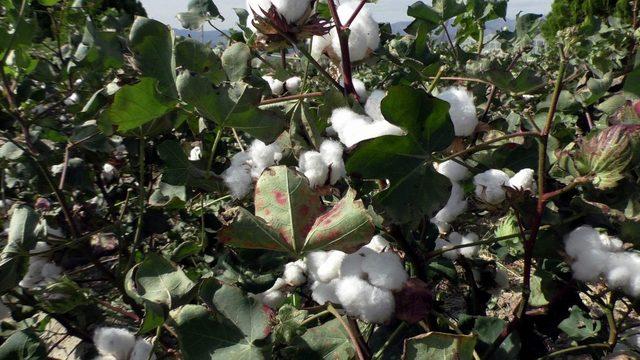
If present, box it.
[434,237,458,260]
[365,235,390,253]
[262,75,284,96]
[436,87,478,136]
[130,339,156,360]
[319,140,346,185]
[569,248,610,282]
[340,78,368,102]
[311,279,340,305]
[283,261,307,286]
[604,253,635,289]
[329,107,405,147]
[431,182,468,233]
[315,250,346,282]
[599,233,625,252]
[508,168,536,192]
[336,276,395,323]
[299,151,329,188]
[335,1,380,59]
[340,253,367,278]
[93,327,136,360]
[459,232,480,259]
[435,160,471,182]
[248,140,282,178]
[285,76,302,94]
[188,146,202,161]
[222,152,253,199]
[246,0,313,23]
[474,169,510,204]
[305,251,328,282]
[311,35,332,60]
[364,90,386,122]
[41,262,63,282]
[361,252,408,291]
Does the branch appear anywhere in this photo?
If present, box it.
[327,304,370,360]
[327,0,358,99]
[260,91,323,105]
[438,131,541,162]
[342,0,367,30]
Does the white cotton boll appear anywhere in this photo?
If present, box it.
[336,277,394,323]
[364,90,385,122]
[316,250,346,282]
[604,253,634,289]
[329,107,405,147]
[570,248,611,282]
[335,1,380,60]
[599,233,624,253]
[19,258,47,288]
[331,28,368,62]
[339,78,368,102]
[431,182,468,233]
[435,160,471,182]
[436,87,478,137]
[358,286,395,323]
[311,279,340,305]
[283,262,307,286]
[508,169,536,192]
[272,0,313,23]
[299,151,329,188]
[64,93,80,106]
[248,140,282,178]
[188,146,202,161]
[361,252,408,291]
[319,140,346,185]
[305,251,328,282]
[93,327,136,360]
[285,76,302,94]
[262,75,284,96]
[459,232,480,259]
[32,242,51,254]
[434,238,456,260]
[0,303,10,320]
[474,169,510,205]
[222,153,253,199]
[365,235,390,253]
[130,339,156,360]
[310,35,331,60]
[262,289,286,308]
[564,226,605,258]
[41,262,63,283]
[340,253,366,278]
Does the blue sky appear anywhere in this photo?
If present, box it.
[139,0,553,29]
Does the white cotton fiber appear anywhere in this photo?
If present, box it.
[311,35,331,60]
[330,1,380,62]
[459,232,480,259]
[315,250,346,282]
[340,252,367,278]
[222,141,282,198]
[605,254,634,289]
[102,163,118,183]
[434,237,457,260]
[248,140,282,178]
[364,90,386,122]
[358,286,395,323]
[130,339,156,360]
[262,75,284,96]
[285,76,302,94]
[365,235,390,253]
[320,139,346,185]
[41,263,63,282]
[435,160,471,182]
[93,327,136,360]
[336,276,394,323]
[283,261,307,286]
[311,279,340,305]
[508,168,536,192]
[474,169,510,205]
[305,251,328,282]
[436,87,478,137]
[246,0,313,23]
[435,232,479,260]
[329,107,405,147]
[188,146,202,161]
[361,252,408,291]
[299,151,329,188]
[431,182,468,233]
[261,289,286,308]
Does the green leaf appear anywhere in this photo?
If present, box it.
[107,78,176,132]
[171,305,266,360]
[624,65,640,99]
[140,301,166,334]
[254,166,325,254]
[177,0,224,30]
[157,140,219,192]
[218,207,291,252]
[273,305,308,345]
[149,182,187,209]
[131,253,196,308]
[459,316,521,360]
[403,332,476,360]
[347,85,454,223]
[74,19,123,69]
[176,72,285,142]
[222,43,251,82]
[129,17,177,98]
[529,269,558,307]
[4,205,40,255]
[558,306,601,341]
[175,37,225,84]
[433,0,466,20]
[282,319,354,360]
[211,285,271,343]
[38,0,60,5]
[303,189,375,252]
[0,330,47,359]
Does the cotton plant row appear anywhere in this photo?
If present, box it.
[251,235,409,323]
[565,226,640,297]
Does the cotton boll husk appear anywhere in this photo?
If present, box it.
[130,339,156,360]
[93,327,136,360]
[248,140,282,178]
[435,160,471,182]
[357,286,395,323]
[436,87,478,137]
[319,140,346,185]
[329,107,405,147]
[285,76,302,94]
[365,235,390,253]
[262,75,284,95]
[188,146,202,161]
[361,252,408,291]
[474,169,510,204]
[508,168,536,192]
[299,151,329,188]
[459,232,480,259]
[364,90,386,122]
[283,262,307,286]
[316,250,346,282]
[564,225,605,258]
[311,279,340,305]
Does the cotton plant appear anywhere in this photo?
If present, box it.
[436,87,478,137]
[473,168,537,205]
[564,226,640,297]
[431,159,471,232]
[298,139,346,188]
[262,75,285,96]
[93,327,156,360]
[221,140,283,199]
[328,90,405,148]
[19,242,63,289]
[246,0,314,24]
[434,232,481,260]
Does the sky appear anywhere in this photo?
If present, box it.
[139,0,554,29]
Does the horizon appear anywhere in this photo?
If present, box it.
[139,0,553,30]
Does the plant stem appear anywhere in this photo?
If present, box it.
[301,309,331,326]
[147,325,162,360]
[343,0,366,29]
[259,91,323,105]
[438,131,541,162]
[427,66,446,93]
[477,24,485,56]
[327,0,358,99]
[127,137,146,270]
[372,322,407,360]
[206,127,223,173]
[536,343,610,359]
[327,304,370,360]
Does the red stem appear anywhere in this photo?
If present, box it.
[342,0,366,30]
[327,0,359,100]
